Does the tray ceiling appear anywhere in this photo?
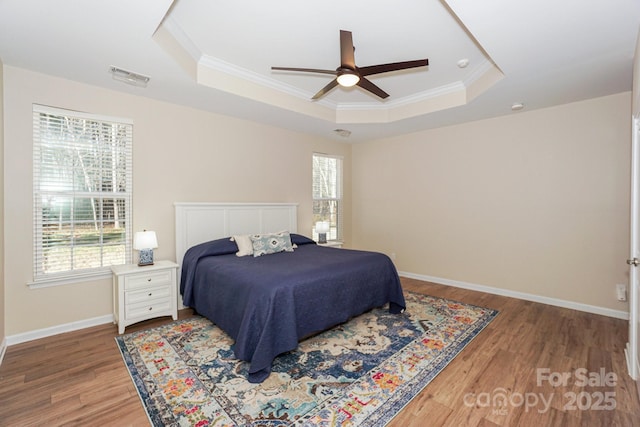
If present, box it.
[0,0,638,142]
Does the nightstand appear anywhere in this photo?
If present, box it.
[318,241,343,248]
[111,260,178,334]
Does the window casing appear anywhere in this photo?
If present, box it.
[32,105,133,286]
[312,153,343,241]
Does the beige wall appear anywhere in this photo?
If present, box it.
[352,93,631,311]
[1,62,632,337]
[3,66,351,336]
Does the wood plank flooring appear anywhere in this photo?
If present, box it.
[0,277,638,426]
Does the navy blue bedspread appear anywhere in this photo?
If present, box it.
[180,235,405,383]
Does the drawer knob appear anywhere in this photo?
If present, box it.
[147,278,152,282]
[148,292,152,296]
[149,307,153,311]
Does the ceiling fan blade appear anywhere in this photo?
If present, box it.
[271,66,337,75]
[359,59,429,77]
[312,79,339,100]
[357,77,389,99]
[340,30,356,69]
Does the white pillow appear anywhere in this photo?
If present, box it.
[231,235,254,257]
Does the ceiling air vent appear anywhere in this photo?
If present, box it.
[109,66,150,88]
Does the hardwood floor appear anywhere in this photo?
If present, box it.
[0,278,638,426]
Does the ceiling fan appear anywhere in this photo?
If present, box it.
[271,30,429,100]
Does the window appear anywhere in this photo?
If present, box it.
[32,105,133,286]
[312,153,343,241]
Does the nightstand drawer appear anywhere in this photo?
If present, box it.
[125,296,172,320]
[124,270,172,290]
[126,284,172,304]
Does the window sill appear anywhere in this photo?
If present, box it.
[28,270,113,289]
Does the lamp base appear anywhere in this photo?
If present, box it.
[138,248,155,266]
[318,233,327,244]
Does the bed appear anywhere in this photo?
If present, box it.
[175,202,406,383]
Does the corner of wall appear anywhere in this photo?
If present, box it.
[0,58,6,363]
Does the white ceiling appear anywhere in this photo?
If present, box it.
[0,0,638,143]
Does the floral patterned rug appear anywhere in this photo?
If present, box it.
[116,291,497,426]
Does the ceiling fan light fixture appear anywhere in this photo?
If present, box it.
[336,70,360,87]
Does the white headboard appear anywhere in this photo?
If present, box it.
[174,202,298,268]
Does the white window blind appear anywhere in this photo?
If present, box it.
[32,105,133,285]
[312,153,343,241]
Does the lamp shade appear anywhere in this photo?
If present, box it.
[315,221,330,234]
[134,230,158,250]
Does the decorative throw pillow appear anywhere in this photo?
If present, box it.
[250,231,294,257]
[231,235,254,257]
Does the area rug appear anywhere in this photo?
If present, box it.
[116,291,498,426]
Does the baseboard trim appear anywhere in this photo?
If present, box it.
[626,342,640,380]
[5,314,114,346]
[1,274,629,351]
[0,337,7,367]
[399,271,629,320]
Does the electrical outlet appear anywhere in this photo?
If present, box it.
[616,284,627,302]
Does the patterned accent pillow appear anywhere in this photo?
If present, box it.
[250,231,294,257]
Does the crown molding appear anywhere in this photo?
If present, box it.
[156,19,501,124]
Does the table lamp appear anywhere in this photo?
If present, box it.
[134,230,158,266]
[315,221,330,244]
